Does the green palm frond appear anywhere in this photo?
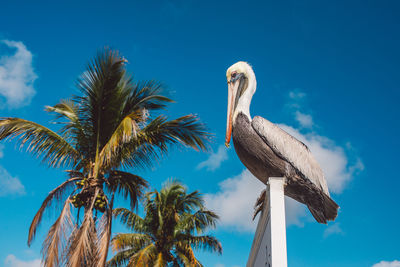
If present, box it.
[113,208,146,232]
[45,100,89,156]
[176,234,222,254]
[123,80,173,114]
[75,49,130,153]
[107,171,148,210]
[177,209,219,234]
[0,118,80,168]
[111,233,151,252]
[107,248,137,267]
[105,114,210,171]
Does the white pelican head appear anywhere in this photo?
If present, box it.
[225,61,257,147]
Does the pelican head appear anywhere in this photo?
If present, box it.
[225,61,257,147]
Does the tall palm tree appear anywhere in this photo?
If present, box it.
[0,49,209,267]
[108,181,222,267]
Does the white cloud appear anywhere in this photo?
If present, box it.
[0,165,25,196]
[372,260,400,267]
[295,111,313,128]
[323,223,343,237]
[197,145,228,171]
[289,91,306,100]
[204,170,260,231]
[0,40,37,108]
[204,169,309,231]
[4,255,41,267]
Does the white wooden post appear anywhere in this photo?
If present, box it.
[247,177,287,267]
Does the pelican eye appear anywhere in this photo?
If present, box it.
[231,72,237,78]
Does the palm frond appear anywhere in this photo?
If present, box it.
[107,171,148,210]
[28,177,80,246]
[41,198,73,267]
[113,115,210,170]
[175,245,203,267]
[177,209,219,234]
[96,195,114,267]
[0,118,80,168]
[154,252,167,267]
[143,114,210,152]
[113,208,146,232]
[111,233,151,252]
[124,80,173,113]
[65,192,99,267]
[107,248,137,267]
[75,48,131,154]
[177,234,222,254]
[129,243,156,267]
[45,100,89,156]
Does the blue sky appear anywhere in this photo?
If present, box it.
[0,0,399,266]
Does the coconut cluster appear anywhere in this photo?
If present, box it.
[71,193,85,208]
[75,178,87,188]
[95,193,107,213]
[71,178,107,213]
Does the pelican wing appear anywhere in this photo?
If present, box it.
[252,116,329,195]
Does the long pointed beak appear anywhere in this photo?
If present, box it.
[225,81,238,147]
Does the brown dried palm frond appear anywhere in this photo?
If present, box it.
[96,196,114,266]
[29,177,80,246]
[41,198,73,267]
[65,193,98,267]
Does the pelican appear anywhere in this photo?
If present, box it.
[225,61,338,223]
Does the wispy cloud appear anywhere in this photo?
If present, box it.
[372,260,400,267]
[295,111,313,128]
[204,169,310,231]
[323,223,343,237]
[0,165,25,197]
[0,40,37,108]
[197,145,228,171]
[4,255,41,267]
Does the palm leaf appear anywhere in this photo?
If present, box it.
[96,195,114,267]
[0,118,80,168]
[111,233,152,252]
[41,198,73,267]
[177,234,222,254]
[107,171,148,210]
[28,177,80,245]
[113,208,146,232]
[113,115,210,170]
[107,248,137,267]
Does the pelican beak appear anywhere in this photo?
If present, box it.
[225,77,240,148]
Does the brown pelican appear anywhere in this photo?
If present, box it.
[225,61,338,223]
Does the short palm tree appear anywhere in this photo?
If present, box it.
[0,49,209,267]
[109,181,222,267]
